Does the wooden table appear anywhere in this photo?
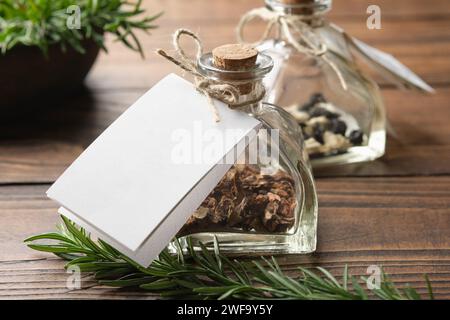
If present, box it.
[1,0,450,299]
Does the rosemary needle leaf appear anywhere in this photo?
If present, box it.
[24,232,77,245]
[343,264,349,290]
[140,279,178,291]
[99,276,155,288]
[351,276,368,300]
[25,217,434,300]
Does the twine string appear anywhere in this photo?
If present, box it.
[237,7,348,91]
[157,29,266,122]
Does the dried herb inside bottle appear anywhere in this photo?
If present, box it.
[178,165,297,236]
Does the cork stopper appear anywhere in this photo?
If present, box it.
[212,44,258,71]
[212,44,258,94]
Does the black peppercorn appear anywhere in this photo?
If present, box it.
[300,123,311,139]
[300,101,315,111]
[330,119,347,136]
[310,93,326,104]
[313,125,325,144]
[310,107,339,119]
[349,130,364,145]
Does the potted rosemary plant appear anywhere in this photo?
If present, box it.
[0,0,160,111]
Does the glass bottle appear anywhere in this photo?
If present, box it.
[249,0,386,167]
[172,44,318,255]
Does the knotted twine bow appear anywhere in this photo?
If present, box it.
[237,7,347,91]
[157,29,266,122]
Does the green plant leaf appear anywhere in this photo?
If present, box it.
[24,216,434,300]
[0,0,161,56]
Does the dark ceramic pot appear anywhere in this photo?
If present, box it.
[0,41,100,114]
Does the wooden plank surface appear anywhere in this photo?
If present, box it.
[2,176,450,299]
[1,0,450,299]
[2,1,450,181]
[2,86,450,182]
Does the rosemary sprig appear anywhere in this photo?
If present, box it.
[0,0,162,57]
[25,216,433,300]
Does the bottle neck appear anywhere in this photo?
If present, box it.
[197,52,273,109]
[233,80,265,111]
[265,0,331,26]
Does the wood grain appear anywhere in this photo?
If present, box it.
[2,86,450,182]
[1,176,450,299]
[0,0,449,300]
[88,17,450,89]
[1,0,450,182]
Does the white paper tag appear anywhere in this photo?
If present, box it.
[47,74,261,266]
[349,36,434,93]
